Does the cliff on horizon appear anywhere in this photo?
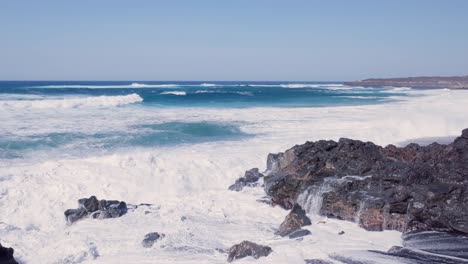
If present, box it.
[345,75,468,89]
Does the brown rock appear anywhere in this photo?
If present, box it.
[276,204,311,236]
[358,208,385,231]
[227,241,272,262]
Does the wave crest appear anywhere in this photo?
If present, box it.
[160,91,187,96]
[0,94,143,109]
[194,90,253,96]
[199,83,219,87]
[32,83,180,89]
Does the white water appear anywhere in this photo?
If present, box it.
[0,94,143,109]
[160,91,187,96]
[32,83,180,89]
[194,90,254,96]
[30,82,351,90]
[1,89,468,263]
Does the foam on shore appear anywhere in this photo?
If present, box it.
[1,88,468,263]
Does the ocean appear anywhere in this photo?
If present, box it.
[1,81,467,263]
[0,81,407,162]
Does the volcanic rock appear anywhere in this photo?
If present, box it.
[142,232,165,248]
[333,231,468,263]
[260,128,468,234]
[64,196,128,224]
[276,204,311,236]
[288,229,311,239]
[0,243,18,264]
[227,241,272,262]
[229,168,264,191]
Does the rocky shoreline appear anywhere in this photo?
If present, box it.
[344,75,468,89]
[229,128,468,262]
[259,128,468,234]
[3,129,468,263]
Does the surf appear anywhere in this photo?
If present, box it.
[0,93,143,109]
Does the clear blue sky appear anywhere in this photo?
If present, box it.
[1,0,467,81]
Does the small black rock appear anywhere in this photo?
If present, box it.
[142,232,164,248]
[288,229,311,239]
[0,243,18,264]
[64,196,128,224]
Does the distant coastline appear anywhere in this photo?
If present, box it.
[345,75,468,89]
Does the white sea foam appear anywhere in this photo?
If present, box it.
[2,89,468,263]
[244,83,353,90]
[199,83,219,87]
[279,83,347,89]
[381,86,413,93]
[194,90,253,96]
[32,83,180,89]
[30,82,357,91]
[339,96,382,99]
[0,93,143,109]
[160,91,187,96]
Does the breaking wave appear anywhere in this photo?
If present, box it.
[0,94,143,109]
[199,83,219,87]
[29,82,354,90]
[31,83,180,89]
[160,91,187,96]
[279,84,351,90]
[194,90,253,96]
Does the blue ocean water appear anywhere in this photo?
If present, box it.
[0,81,410,161]
[0,81,405,107]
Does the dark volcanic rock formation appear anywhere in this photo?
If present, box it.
[288,229,311,239]
[395,231,468,260]
[331,231,468,263]
[142,232,165,248]
[276,204,311,236]
[0,243,18,264]
[64,196,128,224]
[229,168,264,191]
[261,128,468,234]
[227,241,272,262]
[344,75,468,89]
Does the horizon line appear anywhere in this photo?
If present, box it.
[0,80,346,82]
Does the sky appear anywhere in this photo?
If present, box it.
[1,0,467,81]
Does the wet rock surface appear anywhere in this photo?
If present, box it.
[331,231,468,263]
[261,128,468,234]
[304,260,333,264]
[399,231,468,260]
[288,229,311,239]
[227,241,272,262]
[276,204,311,236]
[229,168,264,191]
[142,232,165,248]
[0,243,18,264]
[64,196,128,224]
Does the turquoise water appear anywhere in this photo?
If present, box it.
[0,122,248,159]
[0,81,410,160]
